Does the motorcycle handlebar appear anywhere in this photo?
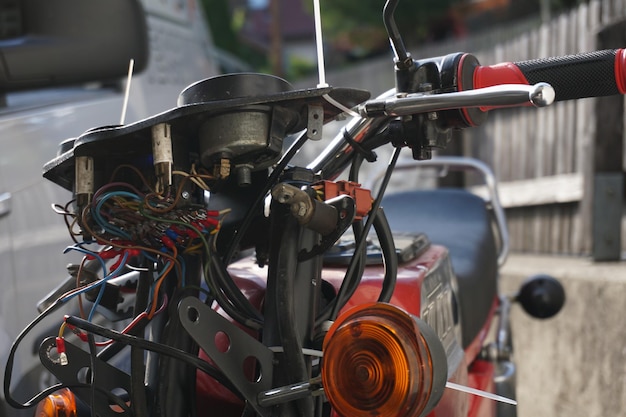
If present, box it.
[312,48,626,176]
[472,48,626,101]
[362,49,626,119]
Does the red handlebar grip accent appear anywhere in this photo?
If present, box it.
[473,62,530,90]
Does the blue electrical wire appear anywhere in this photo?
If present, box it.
[63,245,108,278]
[59,247,130,321]
[87,251,130,321]
[92,191,141,239]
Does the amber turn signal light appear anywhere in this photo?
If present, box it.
[35,388,78,417]
[322,303,447,417]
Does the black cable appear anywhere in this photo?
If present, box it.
[223,131,309,265]
[204,254,262,330]
[314,153,369,327]
[328,147,401,320]
[159,260,201,417]
[129,267,151,417]
[314,220,366,328]
[209,235,263,324]
[349,147,398,303]
[87,333,97,417]
[274,216,313,417]
[313,149,366,327]
[63,315,242,399]
[344,148,399,305]
[348,150,365,182]
[3,300,67,409]
[343,129,377,163]
[96,331,135,362]
[326,208,400,312]
[374,208,397,303]
[2,297,144,412]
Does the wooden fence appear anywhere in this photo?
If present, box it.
[461,0,626,258]
[297,0,626,258]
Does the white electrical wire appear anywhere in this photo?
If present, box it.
[312,0,327,88]
[446,381,518,406]
[323,94,360,118]
[120,58,135,125]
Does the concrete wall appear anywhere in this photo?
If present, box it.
[500,254,626,417]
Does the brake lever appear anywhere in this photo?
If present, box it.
[358,82,555,117]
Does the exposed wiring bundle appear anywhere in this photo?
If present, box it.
[3,162,240,415]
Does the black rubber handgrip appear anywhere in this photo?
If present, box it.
[473,49,626,102]
[516,50,620,100]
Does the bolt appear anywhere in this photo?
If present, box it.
[297,202,308,217]
[236,164,253,187]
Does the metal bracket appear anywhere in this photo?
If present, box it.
[178,296,274,417]
[39,337,133,417]
[307,104,324,140]
[298,194,356,261]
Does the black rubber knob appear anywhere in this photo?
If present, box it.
[517,274,565,319]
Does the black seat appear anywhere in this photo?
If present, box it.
[382,188,498,348]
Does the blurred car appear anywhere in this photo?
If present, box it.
[0,1,218,415]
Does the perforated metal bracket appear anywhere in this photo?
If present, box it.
[178,296,274,417]
[307,104,324,140]
[39,337,133,417]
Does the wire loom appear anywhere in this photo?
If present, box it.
[3,164,243,413]
[80,168,222,254]
[67,166,230,320]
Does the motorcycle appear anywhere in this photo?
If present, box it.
[11,0,626,416]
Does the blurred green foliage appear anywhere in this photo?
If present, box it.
[201,0,268,72]
[313,0,455,43]
[200,0,591,75]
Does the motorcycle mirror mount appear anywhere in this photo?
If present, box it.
[383,0,421,95]
[383,0,411,69]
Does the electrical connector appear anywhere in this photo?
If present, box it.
[55,337,69,366]
[152,123,173,193]
[314,180,373,220]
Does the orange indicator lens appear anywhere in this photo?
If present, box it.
[322,303,438,417]
[35,388,78,417]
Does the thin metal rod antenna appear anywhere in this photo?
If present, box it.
[120,58,135,125]
[383,0,410,64]
[312,0,328,87]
